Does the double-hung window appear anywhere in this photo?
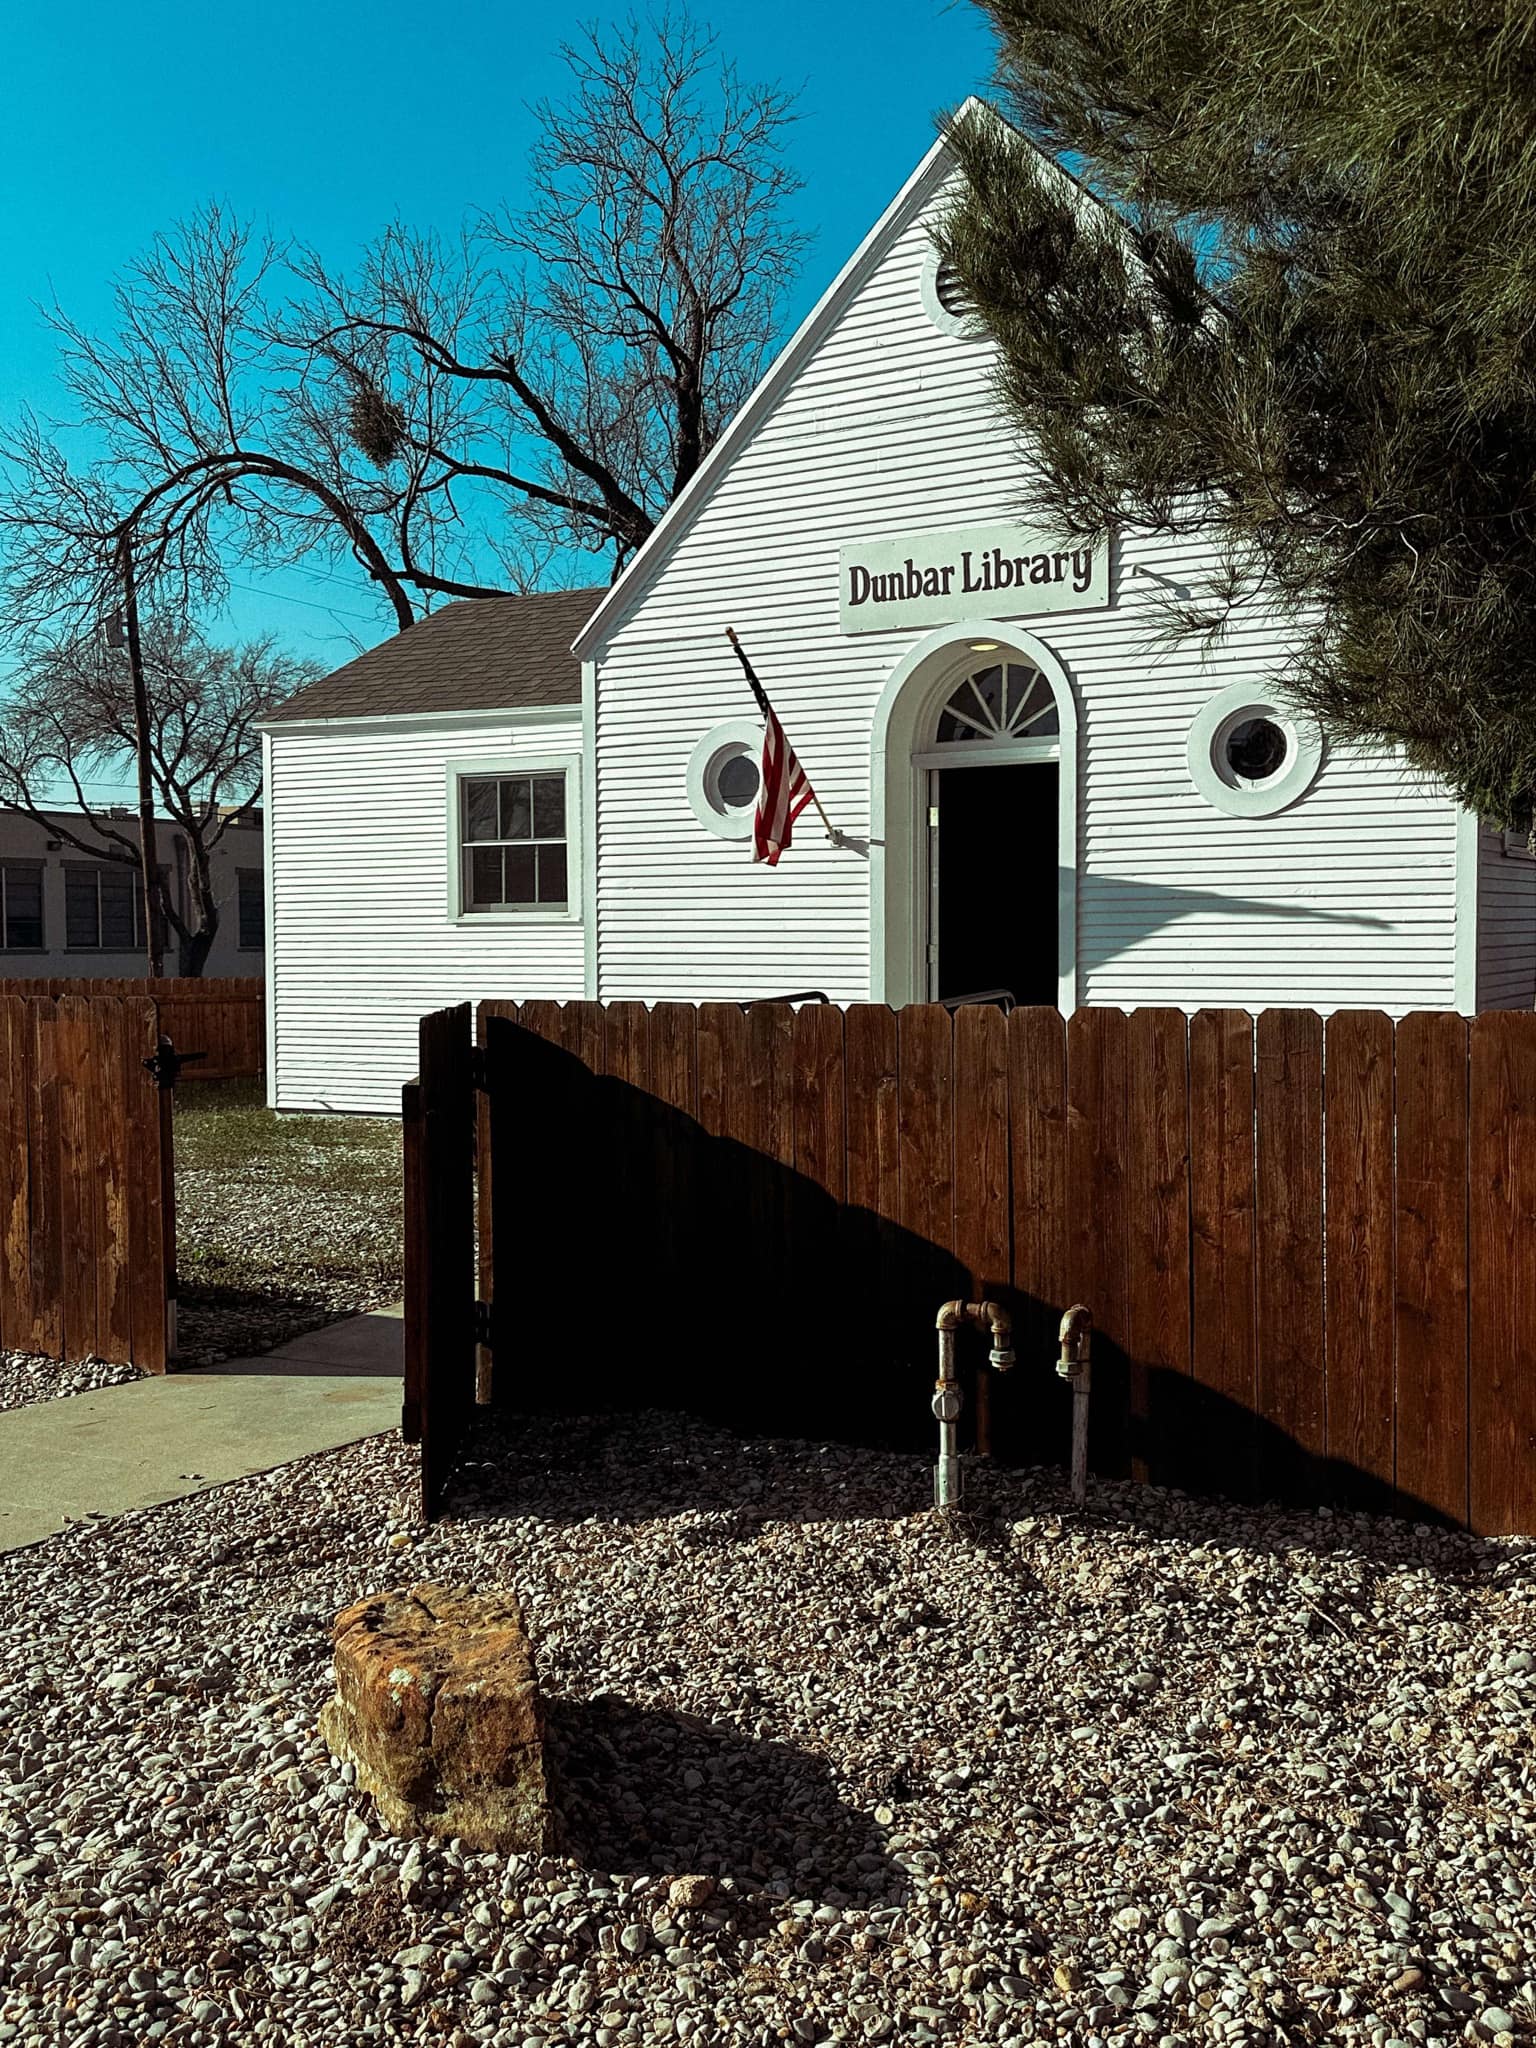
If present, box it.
[65,862,158,951]
[0,863,44,950]
[454,764,575,916]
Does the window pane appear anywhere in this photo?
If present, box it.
[716,753,760,809]
[531,775,565,839]
[3,867,42,948]
[65,870,99,949]
[499,778,533,841]
[237,869,264,950]
[468,847,504,906]
[463,779,499,843]
[100,870,138,950]
[503,845,536,902]
[538,842,568,905]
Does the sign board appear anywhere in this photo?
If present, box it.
[839,522,1111,635]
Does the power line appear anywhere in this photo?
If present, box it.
[228,581,381,625]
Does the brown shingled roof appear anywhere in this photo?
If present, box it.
[264,587,604,724]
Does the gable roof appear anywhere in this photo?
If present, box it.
[264,586,604,725]
[570,104,983,662]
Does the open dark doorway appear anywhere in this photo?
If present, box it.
[933,761,1058,1006]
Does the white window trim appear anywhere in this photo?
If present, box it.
[1186,682,1324,818]
[919,243,985,342]
[445,753,582,925]
[687,717,764,841]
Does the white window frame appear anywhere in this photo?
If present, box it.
[446,754,582,926]
[687,717,764,841]
[1186,681,1324,818]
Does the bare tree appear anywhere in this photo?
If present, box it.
[0,16,805,640]
[0,619,316,974]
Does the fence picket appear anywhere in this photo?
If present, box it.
[26,1000,63,1361]
[1254,1008,1325,1503]
[844,1004,903,1433]
[55,995,98,1363]
[1395,1011,1469,1524]
[1067,1007,1131,1476]
[953,1003,1010,1455]
[1188,1010,1257,1499]
[1469,1012,1536,1536]
[1007,1006,1068,1467]
[1324,1010,1396,1509]
[1125,1008,1191,1486]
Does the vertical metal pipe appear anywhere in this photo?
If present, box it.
[934,1325,962,1507]
[1057,1305,1094,1508]
[1070,1363,1092,1506]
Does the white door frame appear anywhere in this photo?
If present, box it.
[870,620,1080,1010]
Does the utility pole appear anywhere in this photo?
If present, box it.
[108,534,164,979]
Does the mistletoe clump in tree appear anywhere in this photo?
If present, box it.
[0,16,806,640]
[941,0,1536,833]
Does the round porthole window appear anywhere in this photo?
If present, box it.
[687,718,764,840]
[1187,684,1323,817]
[920,245,984,341]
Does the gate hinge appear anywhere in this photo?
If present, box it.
[473,1299,493,1349]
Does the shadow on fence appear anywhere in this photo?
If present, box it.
[405,998,1536,1537]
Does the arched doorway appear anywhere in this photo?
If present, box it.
[870,622,1079,1010]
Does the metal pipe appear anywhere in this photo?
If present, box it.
[932,1300,1016,1508]
[1056,1305,1094,1506]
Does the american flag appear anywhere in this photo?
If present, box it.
[753,703,815,867]
[724,628,819,866]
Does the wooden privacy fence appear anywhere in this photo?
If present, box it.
[0,978,264,1082]
[0,993,175,1371]
[406,999,1536,1534]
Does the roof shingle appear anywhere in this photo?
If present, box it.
[264,587,603,724]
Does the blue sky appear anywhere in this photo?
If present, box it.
[1,0,997,685]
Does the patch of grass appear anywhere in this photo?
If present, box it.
[174,1081,402,1200]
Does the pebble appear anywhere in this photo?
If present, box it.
[0,1411,1532,2048]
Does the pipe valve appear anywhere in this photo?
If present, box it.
[931,1383,963,1423]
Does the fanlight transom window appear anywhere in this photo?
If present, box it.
[935,661,1059,745]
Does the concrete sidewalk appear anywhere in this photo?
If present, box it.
[0,1308,404,1554]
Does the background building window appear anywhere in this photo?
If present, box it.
[65,863,160,951]
[237,867,265,950]
[459,772,569,911]
[0,864,44,950]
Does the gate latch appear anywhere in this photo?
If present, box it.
[143,1037,208,1089]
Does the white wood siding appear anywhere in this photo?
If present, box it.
[268,718,583,1113]
[1476,822,1536,1010]
[589,170,1463,1014]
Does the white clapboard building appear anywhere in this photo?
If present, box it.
[262,113,1536,1113]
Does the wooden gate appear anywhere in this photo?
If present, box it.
[0,994,175,1372]
[406,997,1536,1535]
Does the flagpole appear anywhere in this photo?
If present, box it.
[724,627,844,847]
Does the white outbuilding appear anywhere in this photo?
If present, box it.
[261,114,1536,1113]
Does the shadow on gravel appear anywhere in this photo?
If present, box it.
[545,1693,910,1907]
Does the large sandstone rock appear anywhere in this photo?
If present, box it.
[319,1583,550,1852]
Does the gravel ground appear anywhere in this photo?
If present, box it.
[2,1414,1534,2048]
[0,1354,144,1414]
